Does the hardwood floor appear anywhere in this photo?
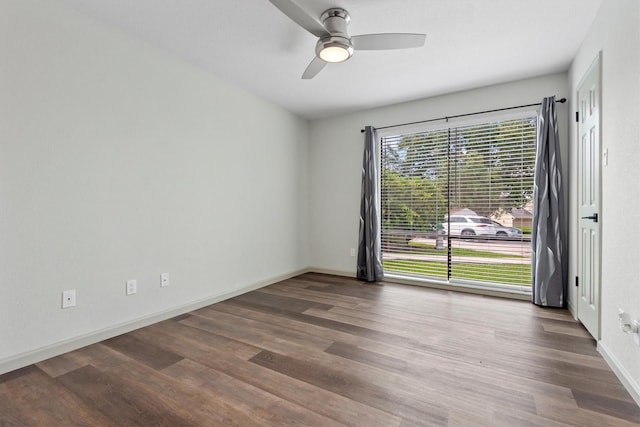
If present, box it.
[1,273,639,426]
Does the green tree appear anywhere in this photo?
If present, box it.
[381,117,536,226]
[381,169,446,232]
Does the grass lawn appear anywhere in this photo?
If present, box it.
[383,259,532,287]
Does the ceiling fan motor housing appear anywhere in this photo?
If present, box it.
[316,8,354,62]
[321,8,350,35]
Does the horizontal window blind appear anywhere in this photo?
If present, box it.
[380,116,536,288]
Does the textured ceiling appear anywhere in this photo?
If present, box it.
[60,0,602,119]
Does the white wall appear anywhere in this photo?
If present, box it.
[0,0,309,372]
[568,0,640,402]
[308,74,569,275]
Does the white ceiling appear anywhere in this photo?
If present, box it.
[59,0,602,120]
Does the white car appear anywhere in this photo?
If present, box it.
[491,220,523,238]
[443,215,497,237]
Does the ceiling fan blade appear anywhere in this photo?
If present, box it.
[352,33,426,50]
[301,57,327,79]
[268,0,328,38]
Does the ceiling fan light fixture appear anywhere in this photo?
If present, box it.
[316,36,353,63]
[319,45,351,62]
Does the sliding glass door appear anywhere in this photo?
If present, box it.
[380,112,536,291]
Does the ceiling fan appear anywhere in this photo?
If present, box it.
[268,0,426,79]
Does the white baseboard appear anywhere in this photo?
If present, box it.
[598,341,640,407]
[567,301,577,319]
[0,268,308,376]
[306,267,356,278]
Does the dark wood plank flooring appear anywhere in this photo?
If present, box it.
[1,273,639,426]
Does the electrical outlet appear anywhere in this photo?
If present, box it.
[160,272,170,287]
[62,289,76,309]
[126,279,137,296]
[350,248,356,257]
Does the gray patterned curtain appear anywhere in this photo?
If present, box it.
[532,96,567,307]
[357,126,383,282]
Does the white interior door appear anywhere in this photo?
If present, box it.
[577,54,601,339]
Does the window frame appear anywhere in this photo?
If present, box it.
[377,108,538,296]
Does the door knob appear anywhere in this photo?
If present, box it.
[581,213,598,222]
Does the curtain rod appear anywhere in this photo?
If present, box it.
[360,97,567,133]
